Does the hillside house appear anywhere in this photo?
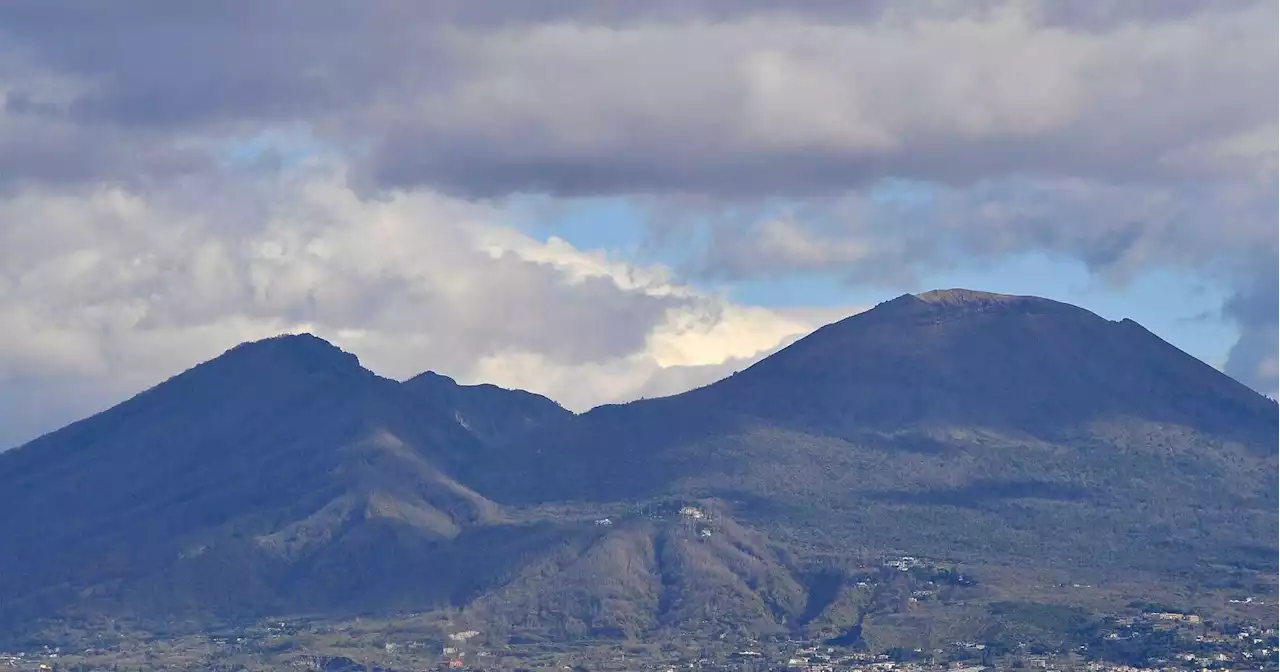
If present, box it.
[679,506,706,520]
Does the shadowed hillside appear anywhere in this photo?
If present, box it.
[464,501,809,640]
[466,290,1278,573]
[0,335,820,634]
[401,370,570,445]
[0,336,558,624]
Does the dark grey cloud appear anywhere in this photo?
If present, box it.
[1221,271,1279,396]
[0,0,1244,41]
[1,3,403,98]
[693,179,1274,280]
[1031,0,1254,29]
[0,121,211,193]
[1,0,1272,194]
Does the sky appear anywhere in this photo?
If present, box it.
[0,0,1275,448]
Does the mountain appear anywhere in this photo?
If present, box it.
[0,334,820,639]
[0,335,566,624]
[0,290,1275,641]
[465,289,1277,573]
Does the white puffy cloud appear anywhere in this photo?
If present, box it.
[0,165,849,447]
[468,303,861,411]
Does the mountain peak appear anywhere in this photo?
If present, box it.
[695,287,1274,440]
[215,332,363,375]
[402,369,571,445]
[915,288,1023,305]
[227,332,346,355]
[869,288,1083,320]
[406,370,460,387]
[911,287,1077,312]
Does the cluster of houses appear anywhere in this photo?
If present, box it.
[0,645,62,669]
[883,556,925,572]
[593,505,714,537]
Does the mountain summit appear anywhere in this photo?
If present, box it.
[702,288,1273,435]
[914,287,1059,308]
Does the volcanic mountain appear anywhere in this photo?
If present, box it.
[0,335,559,622]
[0,333,814,637]
[0,289,1274,637]
[464,289,1277,571]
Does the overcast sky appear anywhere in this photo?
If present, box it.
[1,0,1276,448]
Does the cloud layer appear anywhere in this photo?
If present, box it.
[0,0,1274,443]
[0,162,846,446]
[4,1,1272,194]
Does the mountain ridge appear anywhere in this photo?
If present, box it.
[0,288,1274,640]
[466,287,1273,497]
[401,369,571,445]
[0,332,501,623]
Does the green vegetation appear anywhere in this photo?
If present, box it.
[0,293,1275,659]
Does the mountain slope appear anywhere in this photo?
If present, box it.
[401,370,570,445]
[0,335,551,623]
[716,289,1273,436]
[464,501,808,640]
[0,333,818,633]
[467,290,1278,573]
[0,335,819,634]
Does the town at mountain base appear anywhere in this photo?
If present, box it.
[0,289,1274,665]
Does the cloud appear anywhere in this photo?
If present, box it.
[467,305,858,412]
[0,0,1273,438]
[1,1,1272,195]
[2,1,1271,209]
[361,5,1273,197]
[703,218,871,278]
[1221,275,1280,398]
[690,177,1278,393]
[0,165,844,447]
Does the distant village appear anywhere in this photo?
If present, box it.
[2,554,1273,672]
[6,613,1274,671]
